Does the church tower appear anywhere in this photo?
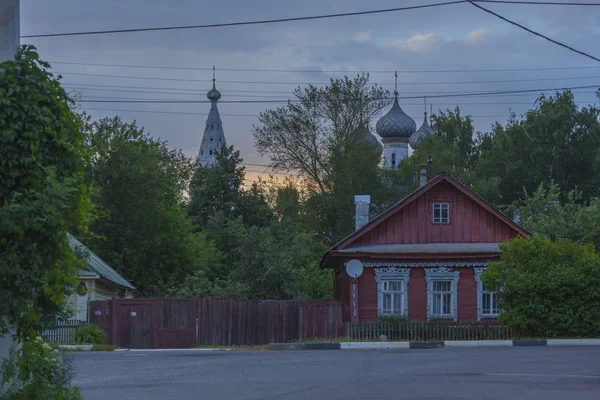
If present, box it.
[198,67,226,167]
[375,72,416,169]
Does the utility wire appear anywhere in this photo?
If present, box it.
[60,73,600,87]
[467,0,600,63]
[49,60,600,73]
[75,84,600,103]
[474,0,600,5]
[21,1,466,38]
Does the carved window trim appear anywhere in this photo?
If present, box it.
[425,267,460,321]
[374,268,410,317]
[474,268,500,321]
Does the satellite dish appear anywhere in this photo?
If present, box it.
[346,259,364,279]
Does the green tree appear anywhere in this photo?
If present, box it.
[484,236,600,337]
[504,183,600,250]
[188,145,273,229]
[81,115,217,296]
[0,46,90,338]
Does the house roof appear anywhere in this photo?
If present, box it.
[68,234,136,290]
[320,173,529,268]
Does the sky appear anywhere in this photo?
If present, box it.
[20,0,600,181]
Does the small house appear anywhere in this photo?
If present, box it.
[67,235,135,321]
[320,171,528,323]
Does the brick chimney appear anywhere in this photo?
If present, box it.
[354,195,371,230]
[420,164,428,187]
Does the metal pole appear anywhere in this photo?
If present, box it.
[0,0,20,63]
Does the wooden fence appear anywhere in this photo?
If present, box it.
[40,320,88,343]
[345,321,514,342]
[90,297,343,349]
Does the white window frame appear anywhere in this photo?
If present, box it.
[432,203,450,223]
[374,268,410,317]
[425,268,460,321]
[474,268,500,321]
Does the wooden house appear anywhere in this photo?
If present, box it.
[320,171,528,323]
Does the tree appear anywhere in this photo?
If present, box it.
[483,236,600,337]
[0,46,91,337]
[475,91,600,205]
[81,115,217,296]
[253,74,389,195]
[188,145,273,230]
[504,183,600,251]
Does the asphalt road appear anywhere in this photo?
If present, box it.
[72,347,600,400]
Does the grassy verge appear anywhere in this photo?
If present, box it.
[196,345,269,351]
[90,344,118,351]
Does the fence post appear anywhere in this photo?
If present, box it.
[110,298,117,346]
[298,303,303,342]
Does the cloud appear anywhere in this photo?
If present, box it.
[466,29,488,43]
[404,33,438,53]
[355,31,373,43]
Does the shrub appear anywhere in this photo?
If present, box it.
[377,315,408,323]
[73,324,106,345]
[0,336,82,400]
[484,236,600,338]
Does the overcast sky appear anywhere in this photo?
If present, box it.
[20,0,600,179]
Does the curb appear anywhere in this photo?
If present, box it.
[269,339,600,350]
[114,348,233,352]
[58,344,93,351]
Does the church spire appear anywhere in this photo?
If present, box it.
[198,67,226,167]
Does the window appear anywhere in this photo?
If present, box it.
[382,280,403,315]
[209,150,213,155]
[374,268,410,317]
[425,268,460,321]
[391,153,396,168]
[482,284,499,316]
[432,281,452,316]
[433,203,450,223]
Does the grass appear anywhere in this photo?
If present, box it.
[90,344,118,351]
[50,343,118,351]
[196,345,269,351]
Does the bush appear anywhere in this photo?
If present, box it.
[377,315,408,323]
[484,236,600,338]
[73,324,106,345]
[0,336,82,400]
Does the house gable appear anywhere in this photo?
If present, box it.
[333,174,528,253]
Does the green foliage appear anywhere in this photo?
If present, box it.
[503,183,600,251]
[73,324,106,345]
[484,236,600,337]
[0,46,91,337]
[90,344,117,351]
[377,315,408,323]
[0,336,82,400]
[81,115,219,296]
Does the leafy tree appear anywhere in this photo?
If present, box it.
[484,236,600,337]
[253,74,389,195]
[475,91,600,204]
[81,115,217,296]
[188,145,273,229]
[504,183,600,251]
[0,46,90,338]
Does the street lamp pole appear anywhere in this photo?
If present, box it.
[0,0,20,63]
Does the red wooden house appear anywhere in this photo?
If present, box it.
[320,172,528,323]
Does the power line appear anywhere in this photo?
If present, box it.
[467,0,600,63]
[21,1,466,38]
[62,82,600,97]
[57,71,600,86]
[75,84,600,103]
[474,0,600,5]
[49,60,600,74]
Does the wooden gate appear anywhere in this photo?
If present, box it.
[90,299,198,349]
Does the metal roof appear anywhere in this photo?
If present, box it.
[375,93,416,139]
[68,234,136,290]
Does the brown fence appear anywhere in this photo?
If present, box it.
[90,297,342,349]
[345,321,514,342]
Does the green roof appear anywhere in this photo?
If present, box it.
[68,234,136,290]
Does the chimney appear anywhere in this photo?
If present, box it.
[354,195,371,230]
[419,164,428,187]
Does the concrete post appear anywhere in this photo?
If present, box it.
[0,0,20,63]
